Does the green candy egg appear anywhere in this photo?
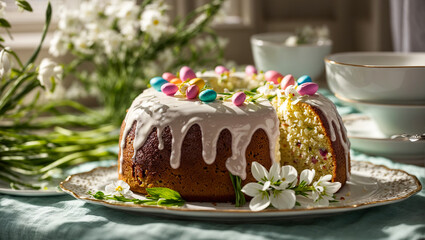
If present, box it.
[199,89,217,102]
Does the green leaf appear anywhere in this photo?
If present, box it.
[157,199,185,207]
[92,191,105,200]
[24,2,52,70]
[146,187,183,201]
[0,18,11,28]
[16,0,33,12]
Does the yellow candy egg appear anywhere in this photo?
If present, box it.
[189,78,205,90]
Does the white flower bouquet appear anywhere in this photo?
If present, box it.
[51,0,226,125]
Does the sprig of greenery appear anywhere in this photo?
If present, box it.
[88,187,185,207]
[229,173,246,207]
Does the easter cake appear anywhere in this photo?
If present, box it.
[118,66,350,202]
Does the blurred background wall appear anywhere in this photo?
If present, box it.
[4,0,418,65]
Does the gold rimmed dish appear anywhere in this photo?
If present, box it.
[60,161,422,221]
[325,52,425,104]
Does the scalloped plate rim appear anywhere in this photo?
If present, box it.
[59,160,422,219]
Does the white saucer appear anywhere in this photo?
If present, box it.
[343,114,425,161]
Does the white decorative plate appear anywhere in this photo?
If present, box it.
[0,180,65,196]
[60,161,422,221]
[343,114,425,161]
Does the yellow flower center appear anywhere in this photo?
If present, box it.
[115,185,123,192]
[268,84,274,90]
[153,19,159,25]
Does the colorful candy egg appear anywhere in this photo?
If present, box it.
[232,92,246,106]
[161,83,179,96]
[162,72,176,82]
[180,66,197,81]
[265,70,283,84]
[150,77,168,92]
[186,85,199,99]
[170,78,182,84]
[199,89,217,102]
[297,82,318,96]
[189,78,205,90]
[245,65,257,76]
[280,74,295,90]
[215,65,230,75]
[297,75,312,85]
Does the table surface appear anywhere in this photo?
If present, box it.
[1,90,424,240]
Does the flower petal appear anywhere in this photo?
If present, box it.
[324,182,341,194]
[251,161,268,182]
[270,190,296,209]
[319,174,332,183]
[262,181,271,191]
[249,193,271,211]
[299,169,315,185]
[296,195,315,207]
[280,165,298,184]
[268,162,281,182]
[241,182,263,197]
[104,182,116,194]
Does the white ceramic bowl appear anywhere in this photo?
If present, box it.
[336,94,425,136]
[251,32,332,80]
[326,52,425,104]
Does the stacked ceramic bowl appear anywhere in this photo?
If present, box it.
[325,52,425,159]
[251,32,332,80]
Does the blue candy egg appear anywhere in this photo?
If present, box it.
[199,89,217,103]
[297,75,312,85]
[150,77,168,92]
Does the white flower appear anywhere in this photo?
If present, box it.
[0,47,11,78]
[241,162,296,211]
[37,58,63,92]
[284,85,304,104]
[299,169,315,185]
[258,81,280,96]
[310,175,341,206]
[278,165,298,188]
[140,8,170,41]
[100,30,123,57]
[0,1,6,18]
[49,32,69,57]
[72,32,95,55]
[105,180,132,196]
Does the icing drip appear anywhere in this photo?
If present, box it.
[303,94,351,178]
[120,88,280,180]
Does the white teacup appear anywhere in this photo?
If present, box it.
[336,94,425,136]
[251,32,332,80]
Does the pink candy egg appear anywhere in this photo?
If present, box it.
[297,82,319,96]
[180,66,197,81]
[265,70,283,84]
[232,92,246,106]
[161,83,179,96]
[245,65,257,76]
[162,72,176,82]
[280,74,295,90]
[186,84,199,99]
[215,65,229,75]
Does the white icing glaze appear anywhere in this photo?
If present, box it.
[120,88,280,180]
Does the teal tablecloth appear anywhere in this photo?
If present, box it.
[1,91,424,240]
